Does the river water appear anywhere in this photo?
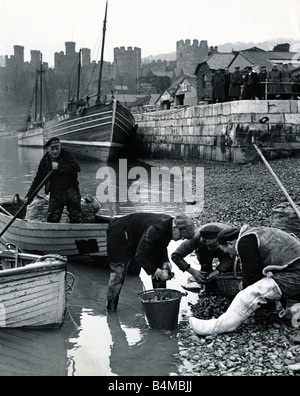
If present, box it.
[0,137,200,376]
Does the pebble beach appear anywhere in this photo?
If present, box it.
[161,155,300,376]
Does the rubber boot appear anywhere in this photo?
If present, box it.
[189,277,282,335]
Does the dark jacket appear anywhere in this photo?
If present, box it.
[26,148,80,198]
[106,213,173,275]
[229,71,243,97]
[211,73,225,100]
[171,230,234,273]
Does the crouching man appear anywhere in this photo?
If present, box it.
[171,222,235,288]
[106,212,195,311]
[190,225,300,335]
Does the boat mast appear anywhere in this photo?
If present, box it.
[77,49,81,101]
[34,72,38,122]
[96,0,108,105]
[38,54,44,124]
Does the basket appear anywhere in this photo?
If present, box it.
[215,258,243,298]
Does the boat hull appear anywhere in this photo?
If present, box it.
[17,126,44,147]
[17,100,136,162]
[60,140,127,162]
[0,253,67,328]
[0,212,109,257]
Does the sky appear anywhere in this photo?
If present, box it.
[1,0,300,67]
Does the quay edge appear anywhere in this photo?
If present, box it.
[133,100,300,164]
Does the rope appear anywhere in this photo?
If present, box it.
[66,272,75,294]
[34,254,68,263]
[66,307,80,330]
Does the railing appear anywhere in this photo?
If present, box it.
[259,80,300,100]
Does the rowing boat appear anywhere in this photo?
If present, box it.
[0,246,68,328]
[0,199,110,257]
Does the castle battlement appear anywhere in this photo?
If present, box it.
[114,46,141,54]
[176,39,208,48]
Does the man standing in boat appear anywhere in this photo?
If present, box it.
[25,137,82,223]
[106,213,196,311]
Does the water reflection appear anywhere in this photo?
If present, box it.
[67,310,115,376]
[1,138,197,218]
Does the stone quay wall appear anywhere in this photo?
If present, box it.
[133,100,300,164]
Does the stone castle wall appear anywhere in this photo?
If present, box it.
[134,100,300,164]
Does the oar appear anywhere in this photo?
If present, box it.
[253,144,300,220]
[0,170,55,239]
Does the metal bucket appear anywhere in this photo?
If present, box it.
[138,288,182,330]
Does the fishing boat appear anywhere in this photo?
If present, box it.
[0,198,111,257]
[17,0,137,162]
[0,244,68,328]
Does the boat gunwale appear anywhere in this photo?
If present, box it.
[0,261,66,279]
[0,211,110,231]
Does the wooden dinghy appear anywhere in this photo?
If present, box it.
[0,246,68,328]
[0,199,111,257]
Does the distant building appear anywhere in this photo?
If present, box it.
[174,75,198,107]
[137,70,171,95]
[156,75,197,109]
[228,47,300,71]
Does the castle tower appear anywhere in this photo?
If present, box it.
[65,42,76,57]
[30,50,41,70]
[113,46,141,93]
[81,48,91,67]
[13,45,24,65]
[176,39,209,76]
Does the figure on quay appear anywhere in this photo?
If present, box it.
[229,66,243,101]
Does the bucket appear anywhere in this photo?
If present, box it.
[138,288,182,330]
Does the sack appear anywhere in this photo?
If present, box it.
[81,194,101,223]
[271,202,300,238]
[25,195,49,222]
[25,195,69,223]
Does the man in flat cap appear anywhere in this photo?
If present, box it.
[106,213,195,311]
[258,65,268,99]
[26,137,82,223]
[171,222,235,287]
[229,67,243,101]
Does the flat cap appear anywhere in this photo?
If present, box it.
[45,137,61,148]
[200,224,224,240]
[217,228,240,245]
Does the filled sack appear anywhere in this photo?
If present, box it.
[81,194,101,223]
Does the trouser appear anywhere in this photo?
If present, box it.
[190,277,282,335]
[106,261,166,311]
[47,186,82,223]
